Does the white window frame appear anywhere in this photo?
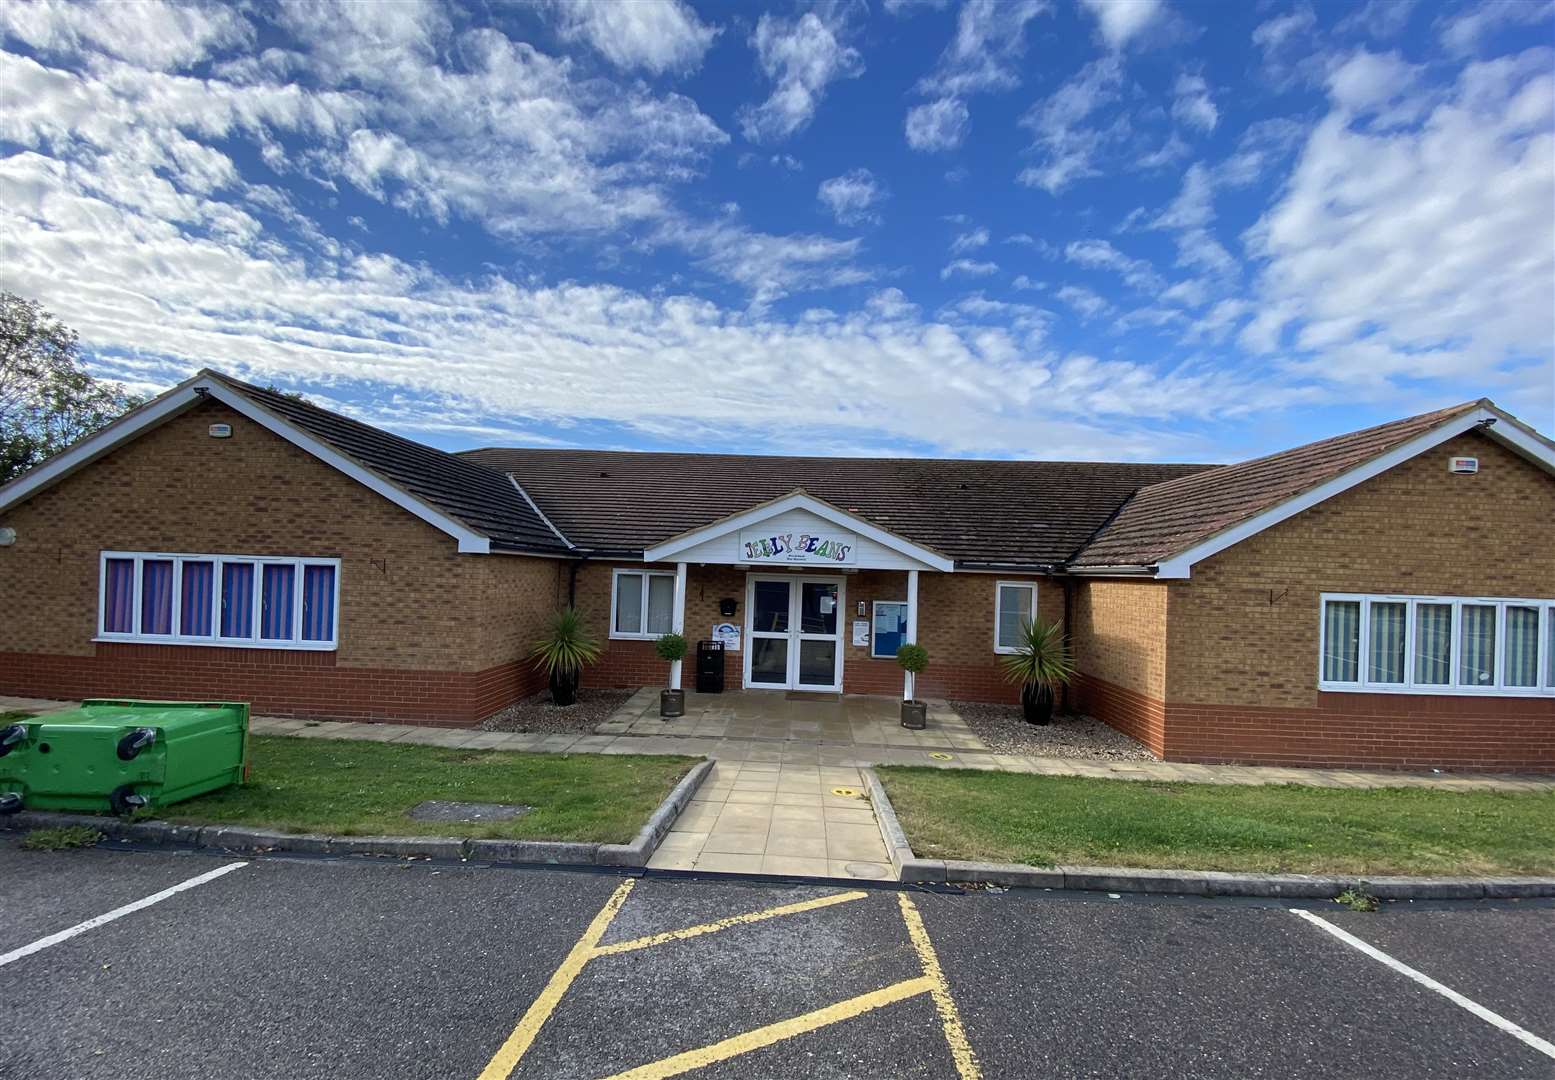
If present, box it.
[871,600,908,660]
[96,551,341,651]
[1318,593,1555,698]
[993,580,1039,655]
[609,568,677,640]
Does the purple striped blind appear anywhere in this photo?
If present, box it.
[301,565,336,642]
[139,559,175,635]
[261,564,296,640]
[103,558,135,634]
[180,561,215,637]
[221,562,254,638]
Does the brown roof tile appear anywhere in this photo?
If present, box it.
[1072,400,1485,567]
[457,448,1210,566]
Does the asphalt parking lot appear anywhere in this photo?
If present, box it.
[2,838,1552,1079]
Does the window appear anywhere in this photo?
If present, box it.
[871,601,908,659]
[994,581,1037,654]
[1319,594,1555,697]
[611,569,676,639]
[98,552,339,650]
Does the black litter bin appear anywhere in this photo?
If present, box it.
[696,640,725,693]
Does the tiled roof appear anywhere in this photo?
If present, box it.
[1071,401,1485,568]
[457,448,1210,566]
[210,373,568,554]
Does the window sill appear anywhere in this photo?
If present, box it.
[609,632,672,642]
[1318,683,1553,699]
[993,646,1021,656]
[94,636,338,652]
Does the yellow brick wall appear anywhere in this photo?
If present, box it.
[0,399,554,673]
[1071,579,1170,700]
[1167,432,1555,708]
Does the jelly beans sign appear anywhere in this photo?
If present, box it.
[738,528,857,564]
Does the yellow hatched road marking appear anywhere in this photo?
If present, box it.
[898,893,982,1080]
[593,890,870,956]
[475,878,635,1080]
[597,977,935,1080]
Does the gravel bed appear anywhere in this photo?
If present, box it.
[479,688,635,734]
[950,700,1155,761]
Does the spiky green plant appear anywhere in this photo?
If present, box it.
[999,619,1076,690]
[530,608,602,677]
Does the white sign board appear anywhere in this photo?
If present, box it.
[738,528,858,565]
[711,622,741,651]
[852,620,870,648]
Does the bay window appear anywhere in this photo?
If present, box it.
[98,552,339,649]
[1320,594,1554,696]
[611,569,675,639]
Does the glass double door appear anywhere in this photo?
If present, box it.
[746,576,843,691]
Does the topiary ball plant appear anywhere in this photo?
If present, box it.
[895,642,928,675]
[654,632,688,663]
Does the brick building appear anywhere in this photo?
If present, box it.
[2,370,1551,770]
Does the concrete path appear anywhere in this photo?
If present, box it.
[644,761,893,880]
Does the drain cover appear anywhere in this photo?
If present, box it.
[408,800,531,822]
[830,787,860,798]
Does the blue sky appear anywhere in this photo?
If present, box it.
[1,0,1551,465]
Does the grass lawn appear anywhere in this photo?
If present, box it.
[158,736,699,844]
[877,767,1555,876]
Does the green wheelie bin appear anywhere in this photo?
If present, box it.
[0,699,249,816]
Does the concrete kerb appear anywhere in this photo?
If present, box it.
[859,767,1555,901]
[0,758,716,869]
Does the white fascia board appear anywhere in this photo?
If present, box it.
[0,375,492,554]
[201,381,491,554]
[0,380,205,513]
[644,490,955,572]
[1153,408,1548,580]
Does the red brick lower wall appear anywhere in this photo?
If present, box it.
[0,646,545,727]
[1072,673,1168,758]
[1163,694,1555,772]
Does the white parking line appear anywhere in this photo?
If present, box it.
[0,861,248,968]
[1291,908,1555,1062]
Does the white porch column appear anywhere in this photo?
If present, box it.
[670,561,688,691]
[904,569,920,701]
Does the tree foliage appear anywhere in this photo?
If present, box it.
[0,292,144,484]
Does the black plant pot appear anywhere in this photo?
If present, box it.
[1021,683,1054,726]
[901,700,927,730]
[550,669,579,707]
[661,689,686,718]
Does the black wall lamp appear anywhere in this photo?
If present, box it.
[718,597,738,617]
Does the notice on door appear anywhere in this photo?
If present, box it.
[738,528,857,565]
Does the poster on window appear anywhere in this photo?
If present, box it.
[738,528,857,565]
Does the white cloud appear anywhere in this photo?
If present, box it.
[950,227,990,254]
[1251,6,1319,88]
[738,12,863,143]
[1079,0,1166,50]
[817,167,885,226]
[1336,0,1418,39]
[1063,239,1163,291]
[1439,0,1555,56]
[1244,47,1555,401]
[1171,73,1218,132]
[905,96,970,151]
[1011,274,1043,290]
[1017,57,1124,193]
[1327,50,1422,116]
[1055,284,1111,319]
[0,0,252,70]
[883,0,950,14]
[940,258,999,279]
[544,0,718,74]
[917,0,1047,97]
